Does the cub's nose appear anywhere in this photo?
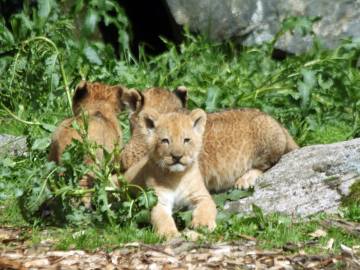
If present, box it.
[171,154,183,163]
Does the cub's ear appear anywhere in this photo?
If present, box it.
[141,109,159,133]
[174,86,188,108]
[190,109,207,135]
[112,85,126,110]
[72,80,89,113]
[122,88,144,112]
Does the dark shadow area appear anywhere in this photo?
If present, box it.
[271,49,290,61]
[0,0,24,23]
[1,0,183,57]
[119,0,183,56]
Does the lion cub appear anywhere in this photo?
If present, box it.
[122,87,298,192]
[49,81,135,206]
[127,109,217,238]
[120,87,186,171]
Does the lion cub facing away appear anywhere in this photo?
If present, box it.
[49,81,135,206]
[122,87,298,192]
[127,109,217,238]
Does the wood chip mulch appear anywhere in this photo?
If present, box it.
[1,227,359,269]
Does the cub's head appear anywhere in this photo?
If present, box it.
[141,109,206,173]
[122,86,188,133]
[73,81,136,115]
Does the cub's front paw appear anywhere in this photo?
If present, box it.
[235,169,262,189]
[235,177,250,189]
[191,215,216,231]
[156,226,180,239]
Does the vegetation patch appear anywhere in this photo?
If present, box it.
[0,0,359,255]
[344,180,360,205]
[342,179,360,222]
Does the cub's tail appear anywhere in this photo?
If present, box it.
[282,127,299,153]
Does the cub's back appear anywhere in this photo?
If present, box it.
[199,108,295,191]
[49,113,121,163]
[201,108,264,159]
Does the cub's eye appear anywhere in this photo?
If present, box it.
[161,138,170,144]
[184,138,191,144]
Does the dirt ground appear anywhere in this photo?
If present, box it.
[1,227,359,270]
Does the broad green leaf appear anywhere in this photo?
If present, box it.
[252,204,266,229]
[146,191,157,208]
[2,158,16,168]
[281,16,319,36]
[177,210,192,227]
[51,73,60,91]
[216,211,232,223]
[14,188,23,197]
[44,54,58,92]
[227,189,253,201]
[298,69,316,109]
[84,9,98,35]
[38,0,53,18]
[32,137,51,151]
[205,86,221,112]
[0,23,15,45]
[318,75,333,90]
[213,189,253,209]
[84,46,102,65]
[212,193,228,208]
[41,123,57,132]
[133,209,150,224]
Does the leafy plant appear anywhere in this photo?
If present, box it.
[18,113,157,227]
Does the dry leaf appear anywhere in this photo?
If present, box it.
[182,229,201,241]
[341,244,354,257]
[325,238,334,250]
[309,229,327,238]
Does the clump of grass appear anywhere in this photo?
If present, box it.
[343,203,360,222]
[343,180,360,206]
[207,208,359,254]
[342,180,360,222]
[54,226,160,251]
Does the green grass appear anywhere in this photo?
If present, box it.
[343,203,360,222]
[0,1,359,254]
[54,226,161,251]
[2,199,358,253]
[305,120,353,145]
[0,199,28,227]
[1,190,359,253]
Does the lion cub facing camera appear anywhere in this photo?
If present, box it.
[127,109,217,238]
[120,87,187,171]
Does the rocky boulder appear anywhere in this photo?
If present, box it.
[0,134,27,156]
[225,138,360,217]
[166,0,360,54]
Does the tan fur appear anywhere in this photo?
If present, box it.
[120,87,186,171]
[127,109,217,238]
[49,81,133,206]
[199,109,298,191]
[121,88,299,192]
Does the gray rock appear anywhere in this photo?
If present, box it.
[0,134,27,156]
[166,0,360,54]
[225,138,360,217]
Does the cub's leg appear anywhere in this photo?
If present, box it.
[79,175,94,209]
[151,204,179,238]
[235,169,263,189]
[191,194,217,231]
